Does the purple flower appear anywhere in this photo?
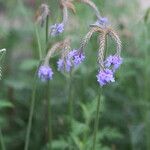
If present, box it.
[65,59,72,72]
[38,65,53,81]
[96,69,115,86]
[73,52,85,66]
[57,50,85,72]
[57,59,64,71]
[68,50,77,59]
[94,17,109,28]
[98,17,109,25]
[105,55,123,71]
[57,58,72,72]
[50,23,64,36]
[68,50,85,66]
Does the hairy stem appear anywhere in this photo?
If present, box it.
[92,88,102,150]
[0,128,6,150]
[92,33,108,150]
[81,0,101,19]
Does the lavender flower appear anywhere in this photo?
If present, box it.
[57,59,64,71]
[93,17,109,28]
[38,65,53,81]
[57,58,72,72]
[96,69,115,86]
[68,50,85,66]
[105,55,123,71]
[57,50,85,72]
[73,51,85,66]
[98,17,109,25]
[65,59,72,72]
[50,23,64,36]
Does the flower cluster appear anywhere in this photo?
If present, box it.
[105,55,123,72]
[57,50,85,72]
[36,0,123,86]
[50,23,64,36]
[96,69,115,86]
[38,50,85,81]
[97,55,122,86]
[38,65,53,81]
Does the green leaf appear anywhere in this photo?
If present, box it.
[19,59,39,71]
[51,139,68,149]
[5,79,30,90]
[144,7,150,23]
[0,99,13,109]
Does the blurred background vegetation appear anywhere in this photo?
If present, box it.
[0,0,150,150]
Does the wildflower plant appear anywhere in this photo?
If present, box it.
[25,0,123,150]
[80,17,122,86]
[76,0,122,149]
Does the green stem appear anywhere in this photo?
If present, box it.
[46,16,49,45]
[67,72,73,150]
[45,15,52,149]
[0,128,6,150]
[35,25,42,60]
[24,10,43,149]
[24,76,37,150]
[68,72,73,127]
[46,81,52,149]
[143,24,150,150]
[92,88,102,150]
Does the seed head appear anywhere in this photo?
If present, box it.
[36,4,50,27]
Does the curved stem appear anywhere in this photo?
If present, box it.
[81,0,101,19]
[92,88,102,150]
[0,128,6,150]
[24,76,37,150]
[62,5,68,25]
